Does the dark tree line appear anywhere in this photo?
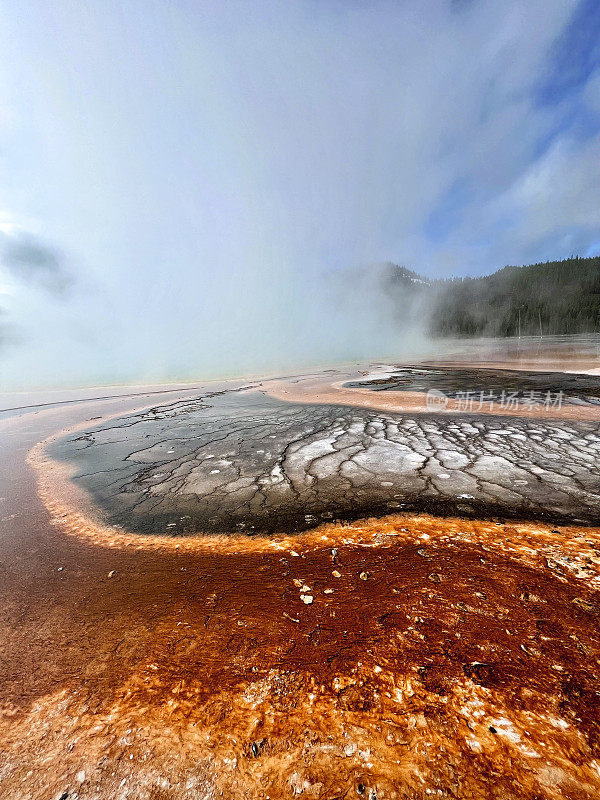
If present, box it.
[428,256,600,337]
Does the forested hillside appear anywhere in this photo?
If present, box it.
[429,256,600,337]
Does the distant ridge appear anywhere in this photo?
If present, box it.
[378,256,600,337]
[429,255,600,337]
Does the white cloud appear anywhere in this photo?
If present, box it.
[583,68,600,113]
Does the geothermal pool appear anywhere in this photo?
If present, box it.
[1,348,600,799]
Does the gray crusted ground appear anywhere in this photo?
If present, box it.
[345,365,600,405]
[49,387,600,534]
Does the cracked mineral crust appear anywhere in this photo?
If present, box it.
[47,385,600,535]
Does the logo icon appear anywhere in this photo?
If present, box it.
[426,389,449,410]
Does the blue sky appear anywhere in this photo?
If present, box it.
[0,1,599,387]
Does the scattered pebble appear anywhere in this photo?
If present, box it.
[107,570,115,578]
[359,571,370,581]
[332,570,341,578]
[300,594,313,604]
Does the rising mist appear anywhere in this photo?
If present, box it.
[0,1,599,389]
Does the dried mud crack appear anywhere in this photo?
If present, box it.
[45,387,600,534]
